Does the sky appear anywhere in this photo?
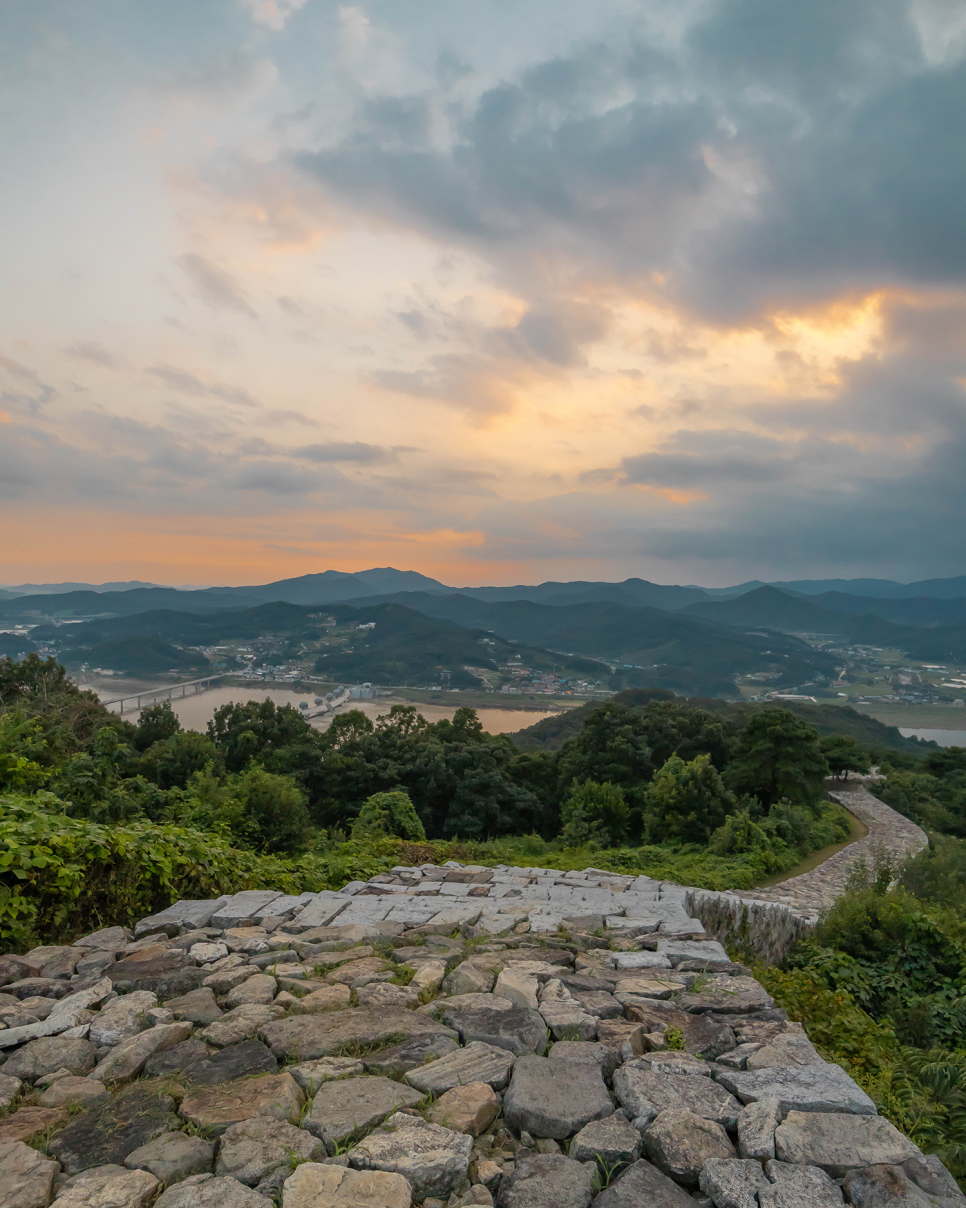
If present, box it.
[2,0,966,589]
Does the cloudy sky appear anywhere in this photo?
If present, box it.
[2,0,965,588]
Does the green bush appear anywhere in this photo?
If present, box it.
[559,780,629,848]
[644,753,733,844]
[352,789,426,842]
[0,792,407,951]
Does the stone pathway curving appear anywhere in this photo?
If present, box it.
[725,782,927,921]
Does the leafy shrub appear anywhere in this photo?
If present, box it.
[644,753,737,845]
[352,789,426,842]
[0,792,408,951]
[559,780,629,848]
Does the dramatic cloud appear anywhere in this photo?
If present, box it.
[2,0,966,584]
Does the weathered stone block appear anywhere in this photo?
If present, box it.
[405,1041,515,1095]
[124,1131,214,1185]
[4,1035,96,1083]
[0,1138,59,1208]
[496,1152,594,1208]
[642,1108,735,1185]
[442,1007,547,1056]
[258,1007,456,1062]
[591,1158,695,1208]
[698,1157,770,1208]
[614,1062,741,1128]
[503,1054,613,1140]
[179,1072,302,1135]
[568,1112,641,1166]
[217,1116,323,1185]
[302,1075,424,1151]
[182,1038,278,1086]
[737,1097,780,1161]
[350,1111,473,1200]
[54,1164,159,1207]
[429,1082,500,1135]
[716,1063,876,1116]
[774,1112,921,1178]
[155,1175,272,1206]
[49,1084,180,1175]
[281,1162,412,1208]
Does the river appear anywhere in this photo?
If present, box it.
[900,727,966,747]
[92,681,558,737]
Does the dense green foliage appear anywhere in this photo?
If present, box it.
[513,694,931,757]
[59,637,209,676]
[754,749,966,1184]
[876,746,966,837]
[0,653,868,950]
[763,851,966,1185]
[353,789,426,841]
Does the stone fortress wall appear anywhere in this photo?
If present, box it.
[0,782,957,1208]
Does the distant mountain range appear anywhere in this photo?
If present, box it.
[6,566,966,688]
[3,567,965,610]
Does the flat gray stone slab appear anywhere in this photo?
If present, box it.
[362,1034,460,1079]
[441,1007,547,1056]
[350,1111,473,1201]
[253,893,316,922]
[568,1112,641,1166]
[258,1007,457,1061]
[774,1111,921,1178]
[135,899,228,938]
[716,1063,876,1115]
[287,896,350,930]
[49,1085,180,1175]
[760,1160,845,1208]
[155,1176,271,1206]
[211,892,284,929]
[673,975,775,1014]
[614,1062,742,1128]
[497,1152,594,1208]
[657,939,730,965]
[302,1076,424,1152]
[405,1041,516,1094]
[503,1054,613,1140]
[592,1159,695,1208]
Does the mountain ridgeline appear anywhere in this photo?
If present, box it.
[6,566,966,696]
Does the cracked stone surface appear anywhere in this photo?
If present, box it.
[503,1053,613,1140]
[179,1072,302,1135]
[281,1162,412,1208]
[350,1111,473,1200]
[301,1075,424,1152]
[496,1152,594,1208]
[0,1138,59,1208]
[0,854,938,1208]
[216,1116,323,1185]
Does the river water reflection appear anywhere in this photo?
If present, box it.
[95,682,559,736]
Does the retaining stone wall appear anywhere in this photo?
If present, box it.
[0,857,959,1207]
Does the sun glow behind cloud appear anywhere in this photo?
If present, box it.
[1,0,965,586]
